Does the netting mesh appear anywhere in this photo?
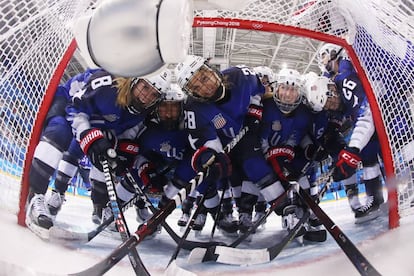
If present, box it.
[0,0,413,225]
[0,0,95,214]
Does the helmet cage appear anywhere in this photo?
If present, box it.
[129,79,163,113]
[156,83,185,130]
[317,43,345,73]
[273,88,303,114]
[183,65,223,102]
[273,68,303,114]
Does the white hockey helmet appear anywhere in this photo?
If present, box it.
[304,75,336,112]
[302,71,319,87]
[317,43,346,73]
[253,66,275,83]
[273,68,303,114]
[146,68,172,93]
[156,83,186,130]
[128,69,171,114]
[276,68,303,87]
[175,55,207,90]
[164,83,186,102]
[175,55,225,102]
[74,0,193,77]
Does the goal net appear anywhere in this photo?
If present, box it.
[0,0,413,229]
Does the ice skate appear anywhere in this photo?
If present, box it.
[193,213,207,237]
[238,212,253,242]
[135,206,152,224]
[46,190,65,216]
[102,206,117,232]
[345,185,362,212]
[92,204,103,225]
[354,196,382,224]
[26,194,53,239]
[281,205,306,242]
[177,213,190,229]
[252,211,267,231]
[217,213,239,237]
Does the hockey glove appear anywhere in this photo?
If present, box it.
[266,146,298,181]
[332,147,361,181]
[138,162,168,192]
[304,144,329,162]
[243,104,263,132]
[79,128,117,171]
[191,147,232,184]
[322,121,346,155]
[114,139,139,176]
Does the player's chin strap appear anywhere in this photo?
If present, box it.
[70,125,250,276]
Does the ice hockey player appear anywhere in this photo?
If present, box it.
[305,73,385,223]
[115,82,208,235]
[65,69,171,229]
[25,68,99,236]
[260,68,326,241]
[175,55,288,237]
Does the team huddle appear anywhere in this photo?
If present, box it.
[25,43,385,245]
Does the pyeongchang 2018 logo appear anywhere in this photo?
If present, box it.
[195,19,240,27]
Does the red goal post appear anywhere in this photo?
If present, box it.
[0,0,412,230]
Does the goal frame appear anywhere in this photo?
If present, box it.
[15,16,399,229]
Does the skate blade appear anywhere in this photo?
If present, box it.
[355,209,381,224]
[26,218,50,240]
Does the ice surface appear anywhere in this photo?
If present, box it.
[0,191,413,276]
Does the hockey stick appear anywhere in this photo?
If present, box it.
[229,157,316,248]
[49,162,177,243]
[124,169,227,250]
[187,159,329,264]
[189,207,311,265]
[167,194,206,266]
[49,193,140,243]
[102,158,150,276]
[298,186,381,276]
[70,126,249,276]
[209,187,226,240]
[187,174,332,266]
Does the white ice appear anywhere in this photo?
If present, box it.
[0,191,413,276]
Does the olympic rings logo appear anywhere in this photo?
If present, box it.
[252,23,263,29]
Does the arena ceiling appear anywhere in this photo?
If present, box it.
[189,25,324,75]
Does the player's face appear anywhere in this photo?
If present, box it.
[157,101,181,121]
[261,76,273,93]
[324,84,341,110]
[185,66,221,100]
[277,84,300,104]
[321,52,339,73]
[261,75,270,86]
[131,79,161,109]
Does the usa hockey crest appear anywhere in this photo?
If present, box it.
[212,114,227,129]
[160,141,172,153]
[272,120,282,131]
